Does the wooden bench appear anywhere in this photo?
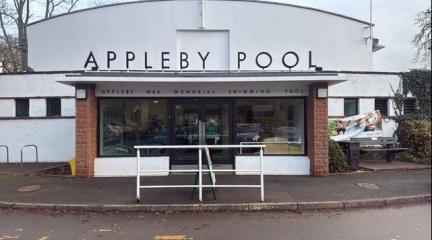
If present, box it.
[338,137,407,171]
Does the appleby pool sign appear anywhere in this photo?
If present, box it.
[83,50,320,71]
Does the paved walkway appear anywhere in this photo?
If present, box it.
[0,170,430,207]
[359,160,431,171]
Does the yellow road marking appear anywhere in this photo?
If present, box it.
[154,235,187,240]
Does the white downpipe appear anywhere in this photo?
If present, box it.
[370,0,373,41]
[201,0,205,29]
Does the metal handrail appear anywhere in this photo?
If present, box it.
[0,145,9,163]
[240,141,295,154]
[21,145,38,166]
[134,144,266,203]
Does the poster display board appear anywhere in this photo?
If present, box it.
[330,110,384,141]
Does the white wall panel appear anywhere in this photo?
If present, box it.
[29,99,46,117]
[359,98,374,114]
[235,155,310,175]
[0,99,15,117]
[0,119,75,163]
[0,74,74,98]
[28,1,372,71]
[329,73,400,97]
[388,98,397,116]
[94,157,169,177]
[61,98,75,117]
[328,98,344,117]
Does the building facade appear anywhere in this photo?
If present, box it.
[0,0,404,177]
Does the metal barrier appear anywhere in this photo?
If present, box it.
[0,145,9,163]
[134,145,265,203]
[21,145,38,166]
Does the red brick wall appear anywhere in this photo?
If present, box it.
[75,85,97,177]
[307,83,329,176]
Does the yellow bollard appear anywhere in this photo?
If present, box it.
[69,158,76,176]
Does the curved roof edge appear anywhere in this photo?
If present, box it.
[28,0,372,27]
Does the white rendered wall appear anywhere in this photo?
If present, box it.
[328,73,400,97]
[61,98,76,117]
[0,74,74,98]
[29,99,46,117]
[328,73,401,117]
[94,157,169,177]
[235,156,310,175]
[328,98,344,117]
[0,99,15,117]
[0,119,75,163]
[28,0,372,71]
[388,99,397,116]
[359,98,374,114]
[0,74,76,163]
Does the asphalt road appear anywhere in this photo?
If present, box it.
[0,204,430,240]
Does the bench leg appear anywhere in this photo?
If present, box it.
[386,151,395,162]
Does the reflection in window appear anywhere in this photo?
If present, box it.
[99,99,167,156]
[404,99,416,114]
[344,98,358,116]
[236,99,305,155]
[15,99,29,117]
[374,98,388,116]
[46,98,61,116]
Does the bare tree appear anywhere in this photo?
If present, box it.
[0,0,80,72]
[413,8,431,69]
[90,0,117,7]
[0,0,30,72]
[0,36,21,72]
[43,0,80,19]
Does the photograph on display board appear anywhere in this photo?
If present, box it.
[330,110,384,141]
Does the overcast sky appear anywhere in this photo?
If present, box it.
[275,0,431,71]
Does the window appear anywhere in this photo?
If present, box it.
[404,99,416,114]
[344,98,358,116]
[99,99,168,156]
[236,98,305,155]
[375,98,388,116]
[46,98,61,116]
[15,99,29,117]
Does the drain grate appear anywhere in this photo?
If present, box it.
[17,184,42,192]
[355,182,381,189]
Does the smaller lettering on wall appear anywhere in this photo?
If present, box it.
[96,85,308,97]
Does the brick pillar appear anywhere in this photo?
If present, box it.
[75,85,97,177]
[307,83,329,176]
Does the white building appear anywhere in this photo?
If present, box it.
[0,0,410,177]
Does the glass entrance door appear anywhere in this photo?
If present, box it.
[172,99,232,164]
[204,103,231,162]
[173,101,199,161]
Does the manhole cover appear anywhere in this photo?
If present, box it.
[355,182,381,189]
[17,185,42,192]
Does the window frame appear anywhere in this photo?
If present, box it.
[344,98,359,117]
[403,98,416,114]
[98,98,170,158]
[232,97,307,157]
[46,98,62,117]
[97,97,308,158]
[374,98,388,117]
[15,99,29,117]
